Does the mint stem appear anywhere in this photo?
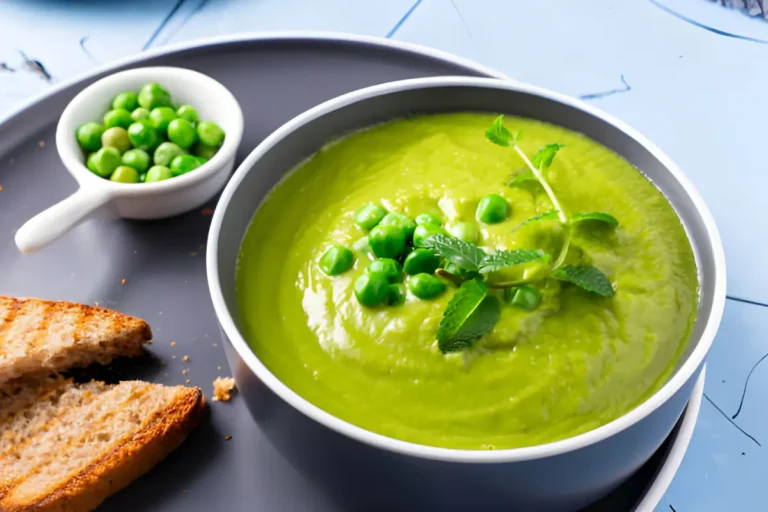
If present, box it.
[435,268,465,286]
[512,145,567,224]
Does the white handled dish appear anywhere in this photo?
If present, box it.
[15,66,244,254]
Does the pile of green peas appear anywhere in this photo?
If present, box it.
[74,82,226,184]
[318,192,527,309]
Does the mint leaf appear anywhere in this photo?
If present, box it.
[479,249,550,274]
[441,296,501,353]
[506,170,538,187]
[531,144,565,169]
[485,115,513,147]
[551,264,614,297]
[570,212,619,228]
[437,279,487,345]
[510,210,559,233]
[422,234,487,272]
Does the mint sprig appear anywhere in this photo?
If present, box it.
[551,265,615,297]
[437,279,501,353]
[422,234,486,272]
[570,212,619,227]
[506,170,537,187]
[510,210,559,233]
[479,249,550,273]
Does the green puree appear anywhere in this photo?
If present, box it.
[236,113,699,450]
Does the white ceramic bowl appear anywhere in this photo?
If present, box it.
[207,76,726,511]
[15,66,244,254]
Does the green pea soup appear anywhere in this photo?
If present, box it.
[235,113,699,450]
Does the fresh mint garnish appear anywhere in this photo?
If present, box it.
[422,234,487,272]
[510,210,559,232]
[551,264,614,297]
[437,279,500,353]
[479,249,550,274]
[506,170,538,187]
[485,115,520,147]
[570,212,619,227]
[441,296,501,353]
[530,144,565,170]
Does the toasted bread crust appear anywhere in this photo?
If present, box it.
[1,387,205,512]
[0,297,152,384]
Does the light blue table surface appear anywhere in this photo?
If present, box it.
[1,1,766,510]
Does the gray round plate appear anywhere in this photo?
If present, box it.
[0,34,693,512]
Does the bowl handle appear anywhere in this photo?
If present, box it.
[15,187,112,254]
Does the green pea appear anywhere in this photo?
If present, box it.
[448,221,480,244]
[318,245,354,276]
[379,212,417,240]
[415,212,442,227]
[153,142,186,167]
[109,165,139,184]
[103,109,134,130]
[504,285,542,311]
[368,224,406,259]
[193,142,218,160]
[353,203,387,231]
[352,236,372,257]
[127,121,160,151]
[121,148,150,173]
[86,152,99,173]
[75,122,104,152]
[403,249,441,275]
[167,118,197,149]
[177,105,200,123]
[131,108,150,121]
[413,223,445,247]
[353,272,390,307]
[196,121,225,147]
[145,165,173,183]
[101,127,131,154]
[149,107,178,133]
[407,273,446,300]
[112,91,139,111]
[138,82,172,110]
[139,172,147,183]
[476,194,510,224]
[197,157,209,165]
[89,147,121,178]
[383,283,406,306]
[368,258,403,283]
[170,154,202,177]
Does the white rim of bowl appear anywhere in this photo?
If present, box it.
[208,75,726,463]
[55,66,244,196]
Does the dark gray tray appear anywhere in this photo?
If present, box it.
[0,34,690,512]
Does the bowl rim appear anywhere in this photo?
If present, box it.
[206,75,726,463]
[56,66,244,196]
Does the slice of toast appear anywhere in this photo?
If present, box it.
[0,375,205,512]
[0,297,152,385]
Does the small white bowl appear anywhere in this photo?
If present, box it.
[15,66,244,254]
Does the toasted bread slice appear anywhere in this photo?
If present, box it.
[0,297,152,385]
[0,375,204,512]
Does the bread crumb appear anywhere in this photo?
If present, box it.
[217,366,221,371]
[172,355,177,359]
[121,278,126,285]
[185,379,191,384]
[38,140,45,148]
[224,435,232,441]
[181,369,189,375]
[0,185,3,192]
[212,377,236,402]
[182,355,190,362]
[190,251,197,257]
[170,341,176,347]
[202,208,214,215]
[212,343,218,347]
